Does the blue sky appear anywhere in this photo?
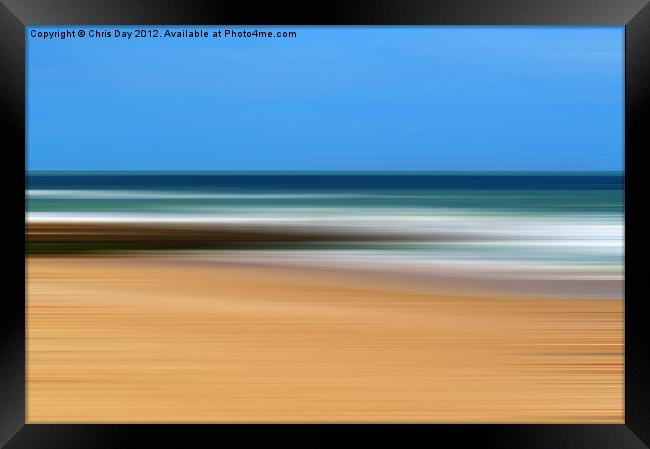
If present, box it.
[27,26,623,171]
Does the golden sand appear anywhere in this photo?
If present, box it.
[27,255,623,423]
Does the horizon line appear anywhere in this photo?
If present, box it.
[26,169,625,175]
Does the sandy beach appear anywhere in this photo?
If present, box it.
[26,255,623,423]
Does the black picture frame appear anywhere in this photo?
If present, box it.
[2,1,649,447]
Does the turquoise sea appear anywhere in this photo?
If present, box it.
[27,172,623,298]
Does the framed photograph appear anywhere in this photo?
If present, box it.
[2,0,649,447]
